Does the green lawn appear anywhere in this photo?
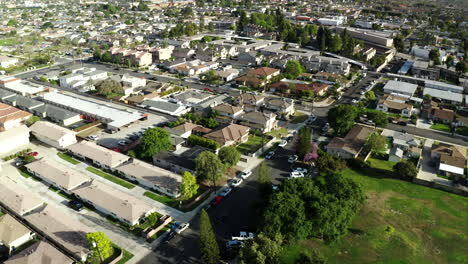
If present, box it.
[86,167,135,189]
[57,152,80,165]
[237,135,264,155]
[430,123,452,133]
[116,249,134,264]
[144,191,176,206]
[144,188,210,212]
[281,168,468,264]
[290,112,308,124]
[266,127,289,138]
[0,38,18,46]
[367,157,396,171]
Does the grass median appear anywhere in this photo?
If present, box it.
[57,152,80,165]
[86,167,135,189]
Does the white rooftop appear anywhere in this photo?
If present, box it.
[42,92,144,128]
[423,88,463,103]
[439,163,464,175]
[3,80,46,95]
[383,80,418,95]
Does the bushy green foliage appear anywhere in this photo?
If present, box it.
[187,135,220,150]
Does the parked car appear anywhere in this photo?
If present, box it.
[271,184,279,191]
[308,115,317,122]
[173,222,190,234]
[87,135,99,141]
[289,171,305,178]
[265,151,275,159]
[397,121,407,126]
[286,136,294,142]
[14,159,24,167]
[232,232,254,241]
[362,120,376,126]
[229,178,243,187]
[278,140,287,148]
[117,140,129,146]
[292,167,308,174]
[68,200,84,211]
[225,240,243,249]
[351,99,358,104]
[210,196,224,207]
[219,187,233,197]
[288,155,298,163]
[25,152,38,157]
[238,170,252,179]
[322,123,330,132]
[162,231,176,244]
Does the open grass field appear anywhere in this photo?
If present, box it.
[281,168,468,264]
[367,157,396,171]
[0,38,18,46]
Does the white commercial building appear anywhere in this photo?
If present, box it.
[29,121,77,149]
[318,16,347,26]
[383,80,418,97]
[0,125,30,155]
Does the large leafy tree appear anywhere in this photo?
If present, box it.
[195,151,225,184]
[284,60,304,79]
[365,132,387,153]
[315,150,346,173]
[199,210,220,264]
[218,146,241,168]
[86,232,113,260]
[260,175,365,242]
[366,109,388,127]
[296,127,312,160]
[240,233,283,264]
[393,161,418,179]
[327,105,359,136]
[179,172,199,200]
[95,80,124,98]
[137,128,172,158]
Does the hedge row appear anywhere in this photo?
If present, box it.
[187,135,220,150]
[3,148,33,161]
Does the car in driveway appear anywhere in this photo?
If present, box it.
[232,232,254,241]
[210,196,224,207]
[292,167,308,174]
[288,155,298,163]
[87,135,99,141]
[289,171,305,178]
[219,187,232,197]
[117,140,129,146]
[162,231,176,244]
[173,222,190,234]
[265,151,275,159]
[68,200,84,211]
[238,170,252,179]
[278,140,287,148]
[228,178,243,187]
[225,240,243,249]
[322,123,330,132]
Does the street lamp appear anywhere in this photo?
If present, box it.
[92,241,103,263]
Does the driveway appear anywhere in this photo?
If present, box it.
[416,139,452,185]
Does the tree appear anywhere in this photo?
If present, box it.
[23,155,36,164]
[41,22,53,30]
[258,161,270,193]
[239,233,283,264]
[218,146,240,168]
[137,128,172,158]
[137,1,150,11]
[284,60,305,79]
[101,52,112,63]
[365,91,376,100]
[179,172,199,200]
[295,249,327,264]
[7,19,18,27]
[25,116,40,126]
[429,48,440,64]
[95,80,124,98]
[393,161,417,179]
[296,127,312,160]
[199,210,220,264]
[456,61,467,73]
[393,35,405,52]
[315,150,346,173]
[327,105,359,136]
[366,109,388,127]
[445,55,454,68]
[86,232,113,261]
[195,151,225,184]
[365,133,387,153]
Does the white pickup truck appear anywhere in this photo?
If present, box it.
[232,232,254,241]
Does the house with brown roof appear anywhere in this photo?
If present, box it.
[431,143,466,177]
[264,98,295,118]
[327,125,375,159]
[247,67,280,80]
[0,102,31,131]
[0,214,35,254]
[376,94,413,117]
[234,75,265,88]
[4,241,74,264]
[212,103,244,119]
[429,107,456,124]
[237,111,278,133]
[269,81,329,96]
[234,67,281,88]
[165,122,200,139]
[204,123,250,147]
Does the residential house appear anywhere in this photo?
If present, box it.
[4,241,74,264]
[411,60,440,80]
[149,46,174,62]
[66,141,130,171]
[383,80,418,97]
[264,98,295,118]
[0,55,19,68]
[165,122,200,138]
[193,94,230,113]
[388,146,404,162]
[431,143,466,177]
[0,125,30,155]
[216,68,240,82]
[212,103,244,119]
[153,146,209,175]
[0,177,43,216]
[122,74,146,95]
[235,93,265,112]
[269,80,329,97]
[115,159,182,198]
[301,56,350,75]
[376,94,414,117]
[0,102,31,131]
[29,121,77,149]
[238,51,263,65]
[238,111,277,133]
[73,181,155,226]
[32,104,82,126]
[0,214,34,254]
[25,158,90,194]
[327,125,374,159]
[247,67,281,80]
[391,131,421,151]
[204,123,250,147]
[429,107,456,124]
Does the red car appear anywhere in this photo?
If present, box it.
[203,88,213,92]
[25,152,38,157]
[210,196,224,207]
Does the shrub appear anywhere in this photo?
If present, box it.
[187,135,220,150]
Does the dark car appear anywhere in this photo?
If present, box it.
[397,121,407,126]
[68,200,84,211]
[162,231,176,244]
